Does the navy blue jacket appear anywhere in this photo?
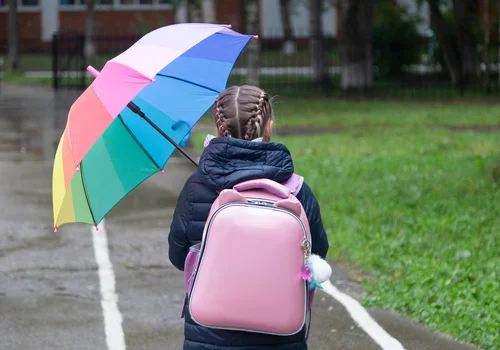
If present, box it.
[168,137,329,350]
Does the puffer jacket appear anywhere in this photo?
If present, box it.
[168,137,329,350]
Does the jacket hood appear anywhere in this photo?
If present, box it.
[198,137,294,191]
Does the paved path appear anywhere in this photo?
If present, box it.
[0,85,480,349]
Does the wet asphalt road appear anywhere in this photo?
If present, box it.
[0,85,480,350]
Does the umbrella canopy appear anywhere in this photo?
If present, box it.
[52,23,254,231]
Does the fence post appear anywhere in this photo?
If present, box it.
[52,33,59,90]
[80,34,86,90]
[0,56,3,95]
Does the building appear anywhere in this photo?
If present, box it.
[0,0,344,53]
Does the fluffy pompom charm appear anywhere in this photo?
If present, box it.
[301,254,332,290]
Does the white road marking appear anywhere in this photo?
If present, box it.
[92,219,126,350]
[321,281,406,350]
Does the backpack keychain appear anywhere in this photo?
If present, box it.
[301,240,332,290]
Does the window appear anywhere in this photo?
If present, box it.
[60,0,113,5]
[0,0,39,6]
[59,0,170,7]
[118,0,172,5]
[0,0,39,9]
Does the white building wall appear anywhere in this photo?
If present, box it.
[260,0,337,38]
[41,0,59,42]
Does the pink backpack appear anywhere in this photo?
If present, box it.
[182,174,316,339]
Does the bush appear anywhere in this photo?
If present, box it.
[373,1,424,79]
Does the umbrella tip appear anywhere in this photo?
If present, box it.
[76,166,80,172]
[253,35,259,39]
[87,66,100,78]
[226,24,232,28]
[160,169,165,174]
[54,226,58,233]
[95,225,99,231]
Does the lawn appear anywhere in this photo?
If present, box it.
[196,97,500,128]
[7,49,340,72]
[269,98,500,128]
[3,70,499,101]
[192,101,500,349]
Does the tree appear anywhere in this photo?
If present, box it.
[85,0,96,64]
[427,0,462,86]
[280,0,296,55]
[452,0,480,81]
[483,0,490,92]
[338,0,374,90]
[372,0,422,79]
[309,0,328,85]
[187,0,202,22]
[244,0,260,86]
[201,0,217,23]
[7,0,19,71]
[425,0,481,89]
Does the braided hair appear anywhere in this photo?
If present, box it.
[213,85,273,141]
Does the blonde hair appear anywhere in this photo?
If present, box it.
[213,85,273,140]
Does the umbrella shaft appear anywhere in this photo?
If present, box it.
[126,102,199,168]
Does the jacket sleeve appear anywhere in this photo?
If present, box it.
[168,180,192,271]
[296,182,329,259]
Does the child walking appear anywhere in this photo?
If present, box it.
[169,85,329,350]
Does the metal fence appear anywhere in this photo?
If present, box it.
[44,33,500,98]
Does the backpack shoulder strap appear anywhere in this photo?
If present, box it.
[281,173,304,196]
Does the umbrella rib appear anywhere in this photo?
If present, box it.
[117,114,163,171]
[79,161,97,227]
[155,73,221,94]
[126,102,199,167]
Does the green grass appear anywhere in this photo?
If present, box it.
[269,98,500,128]
[196,97,500,128]
[282,130,499,349]
[192,101,500,349]
[12,49,340,71]
[4,56,500,100]
[1,72,52,86]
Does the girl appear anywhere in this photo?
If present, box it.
[169,85,329,350]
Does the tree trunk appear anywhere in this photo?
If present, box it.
[483,0,490,92]
[7,0,19,71]
[453,0,480,82]
[174,0,189,23]
[339,0,374,90]
[85,0,96,64]
[280,0,296,55]
[244,0,260,86]
[309,0,327,84]
[427,0,463,88]
[201,0,217,23]
[187,0,202,23]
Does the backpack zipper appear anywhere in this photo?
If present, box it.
[191,201,311,299]
[201,201,309,245]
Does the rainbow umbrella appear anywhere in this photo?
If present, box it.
[52,23,255,232]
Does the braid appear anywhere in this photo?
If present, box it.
[243,92,270,140]
[214,97,232,137]
[243,111,260,140]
